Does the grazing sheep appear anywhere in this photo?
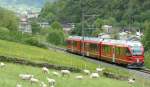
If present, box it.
[75,75,83,80]
[60,70,71,77]
[19,74,33,80]
[128,78,135,84]
[52,71,60,77]
[42,67,49,74]
[83,69,90,75]
[30,77,39,84]
[90,73,99,78]
[0,62,5,67]
[40,82,47,87]
[47,78,56,86]
[96,68,105,73]
[16,84,22,87]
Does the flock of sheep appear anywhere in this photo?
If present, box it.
[0,62,135,87]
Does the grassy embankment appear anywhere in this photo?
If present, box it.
[0,39,129,76]
[145,51,150,69]
[0,63,149,87]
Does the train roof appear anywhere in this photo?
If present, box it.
[67,36,143,47]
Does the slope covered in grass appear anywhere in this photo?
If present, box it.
[0,39,130,76]
[145,51,150,69]
[1,63,149,87]
[0,39,97,70]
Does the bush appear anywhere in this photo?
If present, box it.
[142,21,150,51]
[24,37,47,48]
[145,51,150,69]
[47,30,65,45]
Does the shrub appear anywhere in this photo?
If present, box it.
[145,51,150,69]
[24,37,47,48]
[47,30,65,45]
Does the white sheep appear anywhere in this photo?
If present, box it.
[60,70,71,76]
[96,68,105,73]
[83,69,90,75]
[19,74,33,80]
[16,84,22,87]
[75,75,83,80]
[90,73,99,78]
[30,77,39,84]
[42,67,49,74]
[128,78,135,84]
[0,62,5,67]
[52,71,60,77]
[47,78,56,86]
[40,82,47,87]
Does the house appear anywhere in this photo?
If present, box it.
[102,25,112,33]
[19,16,32,33]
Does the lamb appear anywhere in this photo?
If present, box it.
[19,74,33,80]
[96,68,105,73]
[0,62,5,67]
[83,69,90,75]
[42,67,49,74]
[40,82,47,87]
[60,70,71,76]
[16,84,22,87]
[47,78,56,86]
[52,71,60,77]
[90,73,99,78]
[30,77,39,84]
[128,78,135,84]
[75,75,83,80]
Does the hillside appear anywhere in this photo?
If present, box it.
[40,0,150,34]
[1,63,147,87]
[0,39,131,76]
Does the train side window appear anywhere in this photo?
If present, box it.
[125,48,131,56]
[73,41,77,47]
[103,45,111,53]
[115,47,121,55]
[90,44,98,52]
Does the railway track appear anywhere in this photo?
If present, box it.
[46,43,150,75]
[138,68,150,74]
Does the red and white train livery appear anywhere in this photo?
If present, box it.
[66,36,144,68]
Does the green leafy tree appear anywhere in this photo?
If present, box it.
[31,21,41,34]
[47,30,65,45]
[51,21,63,30]
[0,7,19,31]
[142,21,150,51]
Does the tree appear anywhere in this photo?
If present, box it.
[51,21,63,30]
[31,21,41,34]
[47,30,65,45]
[142,21,150,51]
[0,7,19,31]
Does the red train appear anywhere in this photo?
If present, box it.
[66,36,144,68]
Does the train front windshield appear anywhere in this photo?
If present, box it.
[131,46,143,56]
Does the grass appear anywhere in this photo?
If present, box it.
[0,39,130,76]
[145,51,150,69]
[0,63,149,87]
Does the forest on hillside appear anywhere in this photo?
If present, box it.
[40,0,150,33]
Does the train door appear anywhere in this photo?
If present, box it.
[101,44,113,61]
[115,47,129,64]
